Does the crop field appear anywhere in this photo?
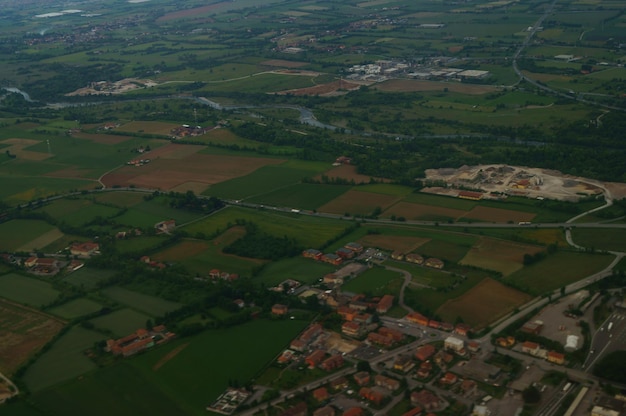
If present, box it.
[504,251,615,294]
[116,121,179,136]
[403,192,479,210]
[255,256,336,286]
[73,132,133,145]
[385,260,457,288]
[462,206,536,223]
[571,228,626,252]
[152,239,210,262]
[112,199,203,229]
[357,234,430,253]
[204,162,326,200]
[183,206,351,248]
[319,189,401,216]
[101,148,285,192]
[382,201,466,221]
[63,267,117,290]
[374,79,497,95]
[48,298,103,320]
[436,278,532,329]
[459,237,545,276]
[196,128,261,148]
[37,199,122,227]
[90,308,153,338]
[418,239,472,263]
[0,273,60,308]
[21,326,103,392]
[0,219,57,251]
[248,183,351,210]
[470,227,569,247]
[342,267,404,297]
[101,287,182,317]
[0,299,64,375]
[92,191,146,207]
[114,236,171,255]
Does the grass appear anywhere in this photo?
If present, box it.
[101,287,182,317]
[504,251,615,294]
[115,236,169,255]
[254,256,337,286]
[248,183,351,210]
[63,267,117,290]
[570,228,626,252]
[21,326,103,392]
[419,239,472,263]
[342,266,404,297]
[90,308,153,338]
[0,273,60,307]
[385,260,457,288]
[0,219,57,251]
[48,298,103,319]
[113,198,204,228]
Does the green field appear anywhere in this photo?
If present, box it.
[342,266,404,297]
[0,220,57,251]
[385,260,457,288]
[505,251,615,294]
[112,198,204,228]
[114,236,169,255]
[254,256,337,286]
[0,273,60,307]
[571,228,626,252]
[90,308,153,338]
[21,326,103,392]
[101,287,182,317]
[63,267,117,290]
[37,199,122,227]
[248,183,351,210]
[48,298,103,319]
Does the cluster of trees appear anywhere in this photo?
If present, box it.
[223,222,303,260]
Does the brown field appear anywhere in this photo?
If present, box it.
[357,234,430,253]
[436,278,532,329]
[17,228,64,252]
[156,2,227,22]
[459,237,545,276]
[170,181,211,194]
[1,138,51,161]
[277,80,361,96]
[374,79,498,95]
[153,343,189,371]
[260,60,308,68]
[101,152,284,190]
[318,190,400,216]
[0,299,65,375]
[43,167,96,180]
[72,132,132,145]
[382,201,467,220]
[153,240,209,262]
[462,206,536,223]
[315,165,388,184]
[116,121,180,136]
[212,226,246,247]
[93,191,146,207]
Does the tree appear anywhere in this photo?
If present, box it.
[522,386,541,404]
[356,360,371,372]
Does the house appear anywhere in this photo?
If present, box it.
[378,326,404,341]
[209,269,221,279]
[376,295,394,314]
[305,350,326,368]
[402,407,423,416]
[428,320,441,329]
[24,257,59,269]
[337,306,358,321]
[406,312,429,326]
[359,387,385,405]
[391,251,404,261]
[439,372,458,385]
[454,323,472,337]
[444,336,464,353]
[393,355,415,373]
[368,332,394,347]
[416,361,433,379]
[341,321,362,337]
[69,241,99,257]
[272,304,289,316]
[322,253,343,266]
[303,248,323,260]
[467,341,480,353]
[320,354,344,371]
[106,326,173,357]
[313,387,329,402]
[424,258,444,269]
[405,253,424,264]
[547,351,565,365]
[521,341,540,356]
[496,336,515,348]
[353,371,371,386]
[280,402,307,416]
[410,390,443,411]
[342,407,364,416]
[433,351,454,367]
[300,323,323,343]
[290,339,307,352]
[155,219,176,233]
[460,379,478,396]
[440,322,454,332]
[330,376,349,391]
[374,374,400,391]
[415,344,436,361]
[336,247,355,259]
[314,406,336,416]
[344,242,363,253]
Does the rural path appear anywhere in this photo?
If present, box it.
[0,371,18,404]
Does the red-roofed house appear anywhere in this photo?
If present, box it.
[353,371,370,386]
[415,344,436,361]
[439,372,458,385]
[305,349,326,368]
[320,354,344,371]
[406,253,424,264]
[342,407,364,416]
[522,341,540,356]
[70,241,100,257]
[314,406,336,416]
[374,374,400,391]
[359,387,385,405]
[406,312,429,326]
[376,294,394,314]
[402,407,423,416]
[547,351,565,365]
[341,321,362,338]
[425,258,444,269]
[313,387,329,402]
[454,323,472,337]
[410,390,443,411]
[272,304,289,316]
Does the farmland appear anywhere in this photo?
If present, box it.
[89,309,153,338]
[100,287,182,317]
[342,267,404,297]
[48,298,103,320]
[459,237,545,276]
[0,220,59,252]
[0,273,60,308]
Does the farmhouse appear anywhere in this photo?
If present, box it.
[344,242,363,253]
[106,326,173,357]
[336,247,355,259]
[69,241,99,257]
[155,219,176,233]
[406,253,424,264]
[272,304,289,315]
[303,248,323,260]
[391,251,404,261]
[322,253,343,265]
[547,351,565,365]
[24,257,61,275]
[425,258,444,269]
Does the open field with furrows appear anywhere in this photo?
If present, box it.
[315,164,390,184]
[382,201,467,221]
[48,298,103,320]
[248,183,352,210]
[319,189,401,216]
[0,274,60,308]
[101,287,182,317]
[342,267,404,297]
[0,138,51,161]
[0,299,65,375]
[183,206,351,248]
[0,219,58,252]
[255,256,337,286]
[459,237,545,276]
[357,234,430,253]
[374,79,499,95]
[151,239,212,262]
[92,191,146,208]
[63,268,117,290]
[571,228,626,252]
[101,149,285,192]
[0,176,93,206]
[204,161,329,200]
[37,198,122,228]
[461,205,536,223]
[116,121,180,136]
[467,227,569,247]
[436,278,532,329]
[504,251,615,294]
[21,326,104,392]
[17,228,64,253]
[89,308,153,338]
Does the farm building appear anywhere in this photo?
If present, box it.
[272,304,289,315]
[70,241,100,257]
[155,219,176,233]
[425,258,444,269]
[406,253,424,264]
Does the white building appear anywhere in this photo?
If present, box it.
[444,336,465,352]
